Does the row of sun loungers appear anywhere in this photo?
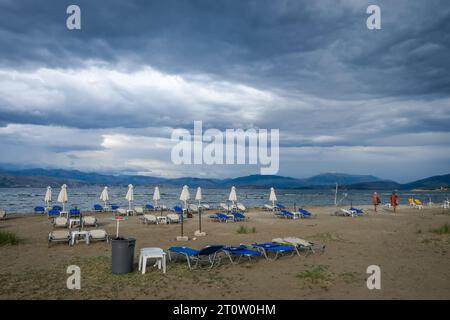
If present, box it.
[208,212,248,222]
[168,237,325,269]
[334,207,365,217]
[48,229,109,247]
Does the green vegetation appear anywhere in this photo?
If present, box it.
[430,223,450,235]
[0,230,20,246]
[236,226,256,234]
[296,265,334,290]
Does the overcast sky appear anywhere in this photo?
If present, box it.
[0,0,449,182]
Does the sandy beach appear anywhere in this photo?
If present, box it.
[1,205,449,300]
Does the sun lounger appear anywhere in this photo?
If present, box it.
[334,208,354,216]
[140,214,157,224]
[298,208,313,218]
[263,204,275,211]
[414,199,423,209]
[189,204,199,213]
[232,212,248,221]
[48,209,60,217]
[89,229,109,243]
[53,217,68,228]
[236,203,246,212]
[168,245,224,269]
[48,230,71,247]
[134,206,144,215]
[223,245,262,264]
[251,242,298,260]
[279,209,300,219]
[220,203,231,212]
[443,200,450,209]
[209,212,233,222]
[69,208,81,217]
[272,237,325,256]
[116,208,127,216]
[34,206,45,214]
[0,210,6,220]
[200,204,210,210]
[82,216,98,227]
[350,207,364,215]
[145,204,155,211]
[52,205,63,211]
[167,213,180,224]
[173,206,184,214]
[93,204,104,212]
[275,203,286,210]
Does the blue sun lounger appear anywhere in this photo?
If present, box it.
[110,204,120,210]
[279,210,299,219]
[298,208,313,218]
[223,245,262,264]
[173,206,184,214]
[93,204,103,212]
[232,212,247,221]
[252,242,299,259]
[52,205,63,211]
[34,206,45,214]
[276,203,286,210]
[168,245,224,269]
[209,212,233,222]
[48,209,60,217]
[350,207,364,215]
[145,203,155,210]
[69,208,81,217]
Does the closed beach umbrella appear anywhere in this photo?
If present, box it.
[44,186,52,207]
[180,185,190,210]
[269,187,277,207]
[126,184,134,211]
[195,187,202,206]
[100,186,109,207]
[229,186,237,208]
[153,186,161,207]
[57,184,68,212]
[179,185,190,238]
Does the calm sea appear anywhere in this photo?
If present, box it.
[1,186,449,214]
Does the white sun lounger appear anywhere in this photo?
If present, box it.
[82,216,98,227]
[167,213,180,224]
[334,209,355,217]
[0,210,6,220]
[48,230,71,247]
[220,203,230,212]
[200,204,210,210]
[272,237,325,255]
[53,217,68,228]
[189,204,199,213]
[134,206,144,215]
[140,214,157,224]
[237,203,246,212]
[89,229,109,243]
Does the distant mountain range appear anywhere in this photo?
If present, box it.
[0,168,449,190]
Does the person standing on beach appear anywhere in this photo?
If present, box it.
[390,191,399,213]
[372,192,381,212]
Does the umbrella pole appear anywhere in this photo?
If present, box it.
[116,220,120,238]
[181,214,184,237]
[199,206,202,233]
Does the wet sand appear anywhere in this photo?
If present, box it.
[0,205,449,299]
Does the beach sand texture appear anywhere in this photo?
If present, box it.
[1,205,449,299]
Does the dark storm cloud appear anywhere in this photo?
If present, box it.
[0,0,449,98]
[0,0,450,180]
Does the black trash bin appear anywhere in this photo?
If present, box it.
[111,237,136,274]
